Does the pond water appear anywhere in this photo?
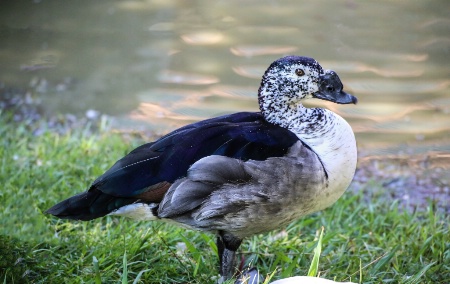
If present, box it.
[1,0,449,160]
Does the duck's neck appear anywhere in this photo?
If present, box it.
[263,103,357,189]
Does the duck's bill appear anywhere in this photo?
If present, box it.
[313,70,357,104]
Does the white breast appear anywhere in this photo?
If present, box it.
[291,109,357,210]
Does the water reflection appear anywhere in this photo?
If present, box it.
[230,45,298,57]
[0,0,449,159]
[323,61,425,78]
[347,79,449,97]
[158,70,219,85]
[181,31,224,45]
[232,65,265,79]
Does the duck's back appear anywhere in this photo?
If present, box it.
[46,112,302,221]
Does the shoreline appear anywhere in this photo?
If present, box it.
[1,84,449,214]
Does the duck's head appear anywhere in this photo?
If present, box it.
[258,56,357,122]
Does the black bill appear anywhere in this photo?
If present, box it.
[313,70,357,104]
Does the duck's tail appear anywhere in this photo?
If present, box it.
[46,190,136,221]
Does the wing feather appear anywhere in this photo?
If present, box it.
[47,112,300,220]
[92,112,299,199]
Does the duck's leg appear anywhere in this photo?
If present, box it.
[217,231,242,282]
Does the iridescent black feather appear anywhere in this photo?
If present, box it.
[46,112,299,220]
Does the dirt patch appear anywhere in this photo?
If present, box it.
[351,153,450,214]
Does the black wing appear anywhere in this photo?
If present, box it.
[93,112,299,197]
[46,112,300,220]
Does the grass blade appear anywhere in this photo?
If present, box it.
[122,250,128,284]
[132,269,151,284]
[307,226,324,277]
[370,246,398,274]
[359,258,362,284]
[402,262,436,284]
[93,256,101,284]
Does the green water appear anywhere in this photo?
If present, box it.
[1,0,449,158]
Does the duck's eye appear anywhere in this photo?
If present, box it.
[295,69,305,76]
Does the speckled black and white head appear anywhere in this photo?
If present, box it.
[256,56,357,196]
[258,56,356,126]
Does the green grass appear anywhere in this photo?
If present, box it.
[0,113,449,283]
